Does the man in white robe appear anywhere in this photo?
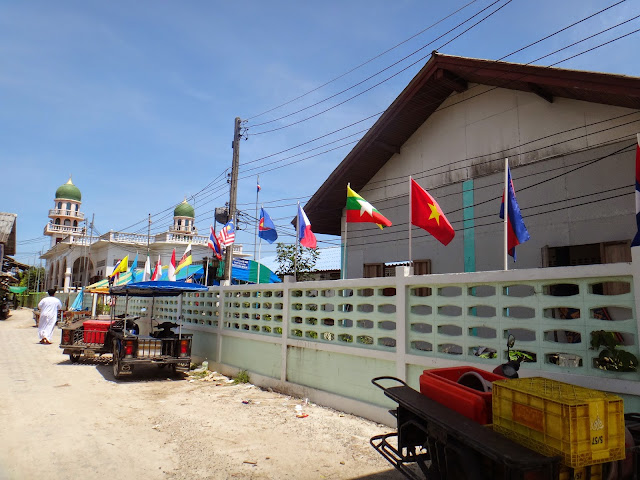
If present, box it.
[37,289,63,344]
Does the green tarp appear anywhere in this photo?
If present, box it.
[9,286,27,294]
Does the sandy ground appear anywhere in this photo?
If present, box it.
[0,308,404,480]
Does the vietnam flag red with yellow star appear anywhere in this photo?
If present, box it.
[410,178,455,246]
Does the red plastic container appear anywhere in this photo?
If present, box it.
[419,366,504,424]
[82,319,113,344]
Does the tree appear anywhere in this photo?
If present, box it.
[19,267,45,292]
[275,243,319,281]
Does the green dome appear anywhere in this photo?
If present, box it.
[55,178,82,201]
[174,199,195,218]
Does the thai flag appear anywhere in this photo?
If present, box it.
[208,225,222,259]
[632,134,640,247]
[499,165,530,260]
[297,205,317,248]
[257,182,261,193]
[218,220,235,247]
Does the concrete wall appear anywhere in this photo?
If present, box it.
[345,85,640,277]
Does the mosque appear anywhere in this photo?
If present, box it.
[41,177,248,291]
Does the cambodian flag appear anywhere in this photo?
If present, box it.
[632,134,640,247]
[499,165,530,260]
[297,204,317,248]
[258,207,278,244]
[208,226,222,259]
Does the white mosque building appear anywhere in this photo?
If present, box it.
[42,177,248,291]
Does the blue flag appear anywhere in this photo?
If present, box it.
[258,207,278,244]
[499,166,530,261]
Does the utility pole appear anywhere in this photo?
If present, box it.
[223,117,242,283]
[84,213,94,287]
[147,213,151,258]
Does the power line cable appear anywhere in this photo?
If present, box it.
[250,0,514,135]
[246,0,480,121]
[240,13,639,178]
[248,0,506,128]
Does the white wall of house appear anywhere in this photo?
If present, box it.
[344,84,640,277]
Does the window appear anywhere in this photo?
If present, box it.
[64,219,70,226]
[413,259,431,275]
[363,263,384,278]
[57,202,62,209]
[542,241,631,267]
[66,202,71,210]
[55,218,60,225]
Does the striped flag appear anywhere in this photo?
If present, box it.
[151,255,162,281]
[632,134,640,247]
[218,220,235,247]
[208,225,222,260]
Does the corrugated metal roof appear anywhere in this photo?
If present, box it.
[0,213,17,255]
[304,53,640,235]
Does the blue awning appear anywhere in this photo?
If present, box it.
[110,281,209,297]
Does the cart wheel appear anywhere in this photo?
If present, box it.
[169,364,178,376]
[112,340,123,379]
[69,354,81,363]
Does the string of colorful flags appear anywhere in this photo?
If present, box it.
[110,160,534,284]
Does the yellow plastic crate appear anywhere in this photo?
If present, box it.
[492,377,625,468]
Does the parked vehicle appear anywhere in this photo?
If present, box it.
[371,338,639,479]
[59,280,208,379]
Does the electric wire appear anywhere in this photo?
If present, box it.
[246,0,480,121]
[248,0,506,128]
[250,0,514,135]
[240,17,640,179]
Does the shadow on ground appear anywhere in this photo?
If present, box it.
[55,355,188,383]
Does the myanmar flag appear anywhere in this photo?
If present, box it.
[346,184,392,229]
[410,178,455,246]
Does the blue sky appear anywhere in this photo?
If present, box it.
[2,0,639,264]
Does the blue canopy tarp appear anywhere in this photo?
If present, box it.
[110,281,208,297]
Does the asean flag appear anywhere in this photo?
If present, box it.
[411,178,455,246]
[499,165,530,260]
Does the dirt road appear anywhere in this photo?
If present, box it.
[0,308,403,480]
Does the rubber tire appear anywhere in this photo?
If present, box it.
[69,354,81,363]
[112,340,123,379]
[169,364,178,376]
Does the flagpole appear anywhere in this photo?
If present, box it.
[504,158,509,271]
[205,257,209,286]
[254,175,259,260]
[257,204,263,285]
[342,214,348,280]
[295,202,299,282]
[409,176,413,267]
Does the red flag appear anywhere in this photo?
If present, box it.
[168,248,176,281]
[410,178,455,246]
